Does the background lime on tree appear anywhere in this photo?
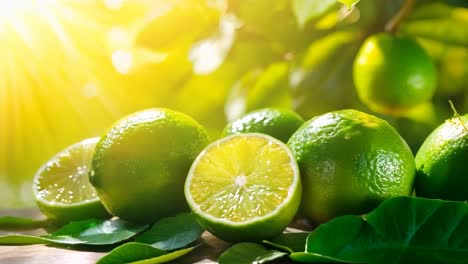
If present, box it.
[1,0,468,208]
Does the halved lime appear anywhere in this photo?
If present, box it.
[33,137,109,223]
[184,133,301,242]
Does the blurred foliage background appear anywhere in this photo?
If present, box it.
[0,0,467,208]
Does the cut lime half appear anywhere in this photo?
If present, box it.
[33,137,109,223]
[185,133,301,242]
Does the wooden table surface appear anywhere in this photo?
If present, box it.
[0,209,306,264]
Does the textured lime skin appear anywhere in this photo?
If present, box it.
[222,108,304,143]
[415,115,468,201]
[90,108,210,223]
[287,110,415,223]
[185,134,302,242]
[353,33,436,115]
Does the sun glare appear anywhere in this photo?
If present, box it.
[0,0,160,207]
[0,0,32,19]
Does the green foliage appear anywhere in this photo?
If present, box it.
[0,214,204,263]
[136,1,220,51]
[97,243,196,264]
[134,213,204,251]
[400,3,468,47]
[0,218,147,246]
[292,0,337,27]
[225,63,293,122]
[337,0,361,10]
[263,232,309,253]
[303,196,468,263]
[222,197,468,264]
[0,216,50,230]
[0,234,82,245]
[218,243,287,264]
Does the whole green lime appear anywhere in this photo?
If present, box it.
[90,108,210,223]
[415,114,468,201]
[222,108,304,143]
[353,33,437,115]
[287,109,415,223]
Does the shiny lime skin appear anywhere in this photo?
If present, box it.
[90,108,210,224]
[415,115,468,201]
[353,33,437,115]
[222,108,305,143]
[287,110,415,223]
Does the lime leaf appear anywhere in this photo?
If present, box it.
[225,62,292,122]
[263,232,309,253]
[337,0,360,10]
[290,252,359,263]
[292,0,337,27]
[302,196,468,263]
[400,4,468,47]
[0,234,82,245]
[49,218,148,245]
[0,216,50,230]
[0,218,147,246]
[218,243,288,264]
[136,1,220,51]
[97,242,195,264]
[135,213,204,251]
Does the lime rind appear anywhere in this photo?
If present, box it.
[184,133,301,241]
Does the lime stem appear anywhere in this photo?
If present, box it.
[449,100,468,133]
[385,0,415,33]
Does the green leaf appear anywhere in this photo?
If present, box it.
[0,234,82,245]
[263,232,309,253]
[302,196,468,263]
[290,252,360,263]
[0,216,50,230]
[337,0,360,10]
[225,62,292,122]
[136,1,220,51]
[400,4,468,47]
[97,242,195,264]
[445,0,468,8]
[50,218,148,245]
[292,0,337,27]
[0,218,147,246]
[218,243,287,264]
[135,213,204,251]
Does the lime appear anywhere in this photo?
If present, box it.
[222,108,304,143]
[185,133,301,242]
[33,137,109,223]
[90,108,210,223]
[353,33,437,115]
[287,110,415,223]
[415,114,468,201]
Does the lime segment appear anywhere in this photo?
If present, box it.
[185,133,301,242]
[33,137,109,223]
